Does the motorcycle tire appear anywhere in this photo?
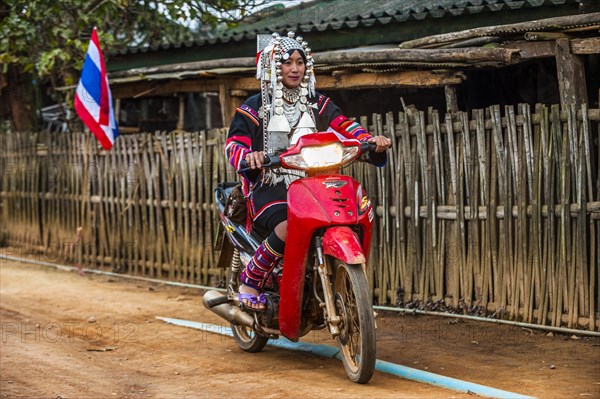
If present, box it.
[231,323,269,353]
[332,258,376,384]
[227,250,269,353]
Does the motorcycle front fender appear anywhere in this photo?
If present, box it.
[279,176,370,342]
[322,226,366,265]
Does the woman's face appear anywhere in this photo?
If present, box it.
[281,50,306,89]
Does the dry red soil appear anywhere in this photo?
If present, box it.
[1,259,599,398]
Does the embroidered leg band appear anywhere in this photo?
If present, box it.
[240,231,285,290]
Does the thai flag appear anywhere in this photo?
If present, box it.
[75,27,119,150]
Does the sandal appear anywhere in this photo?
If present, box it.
[238,292,267,312]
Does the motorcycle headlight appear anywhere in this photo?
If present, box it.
[282,143,359,170]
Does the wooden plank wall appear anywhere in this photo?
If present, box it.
[0,103,598,330]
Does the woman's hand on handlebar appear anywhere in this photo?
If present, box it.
[368,136,392,152]
[244,151,266,170]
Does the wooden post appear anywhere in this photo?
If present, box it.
[115,99,121,126]
[555,39,588,106]
[177,94,185,130]
[445,85,458,114]
[219,82,234,128]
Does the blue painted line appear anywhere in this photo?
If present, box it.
[157,317,537,399]
[374,359,537,399]
[156,317,340,358]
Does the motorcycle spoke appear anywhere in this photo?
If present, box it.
[348,306,361,363]
[338,268,361,365]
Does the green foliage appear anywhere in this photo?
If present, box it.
[0,0,265,85]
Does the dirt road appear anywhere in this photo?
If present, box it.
[1,259,599,398]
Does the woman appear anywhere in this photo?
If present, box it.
[226,32,391,310]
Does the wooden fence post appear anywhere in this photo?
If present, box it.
[555,39,588,106]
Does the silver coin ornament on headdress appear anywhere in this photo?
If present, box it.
[256,31,317,156]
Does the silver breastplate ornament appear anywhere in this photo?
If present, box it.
[256,31,317,186]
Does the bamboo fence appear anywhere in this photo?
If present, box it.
[0,103,598,330]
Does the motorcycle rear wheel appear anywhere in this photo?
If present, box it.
[227,250,269,353]
[332,258,376,384]
[231,323,268,353]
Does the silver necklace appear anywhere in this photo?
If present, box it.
[282,101,301,131]
[282,86,300,103]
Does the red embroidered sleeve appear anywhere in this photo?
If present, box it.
[328,115,372,142]
[225,136,251,171]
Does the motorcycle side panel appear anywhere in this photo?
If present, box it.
[322,226,366,264]
[279,175,374,341]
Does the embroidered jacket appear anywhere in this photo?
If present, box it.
[225,92,385,191]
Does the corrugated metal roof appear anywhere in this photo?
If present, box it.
[118,0,575,55]
[223,0,573,36]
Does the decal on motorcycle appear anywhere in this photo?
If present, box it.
[368,207,374,222]
[323,180,347,189]
[225,224,235,233]
[359,195,371,214]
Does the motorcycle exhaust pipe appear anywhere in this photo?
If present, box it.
[203,290,255,328]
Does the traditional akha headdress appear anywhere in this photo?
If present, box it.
[256,32,317,155]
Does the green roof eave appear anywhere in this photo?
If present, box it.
[108,40,256,72]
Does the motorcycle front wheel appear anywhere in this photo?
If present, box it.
[332,258,376,384]
[227,249,269,353]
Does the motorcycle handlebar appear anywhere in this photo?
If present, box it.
[237,141,379,173]
[238,154,281,174]
[361,141,377,154]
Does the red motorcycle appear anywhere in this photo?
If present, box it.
[206,132,381,383]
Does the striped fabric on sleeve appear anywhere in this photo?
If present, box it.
[235,105,260,126]
[328,115,372,142]
[225,136,251,171]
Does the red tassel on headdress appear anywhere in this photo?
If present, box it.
[255,49,263,66]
